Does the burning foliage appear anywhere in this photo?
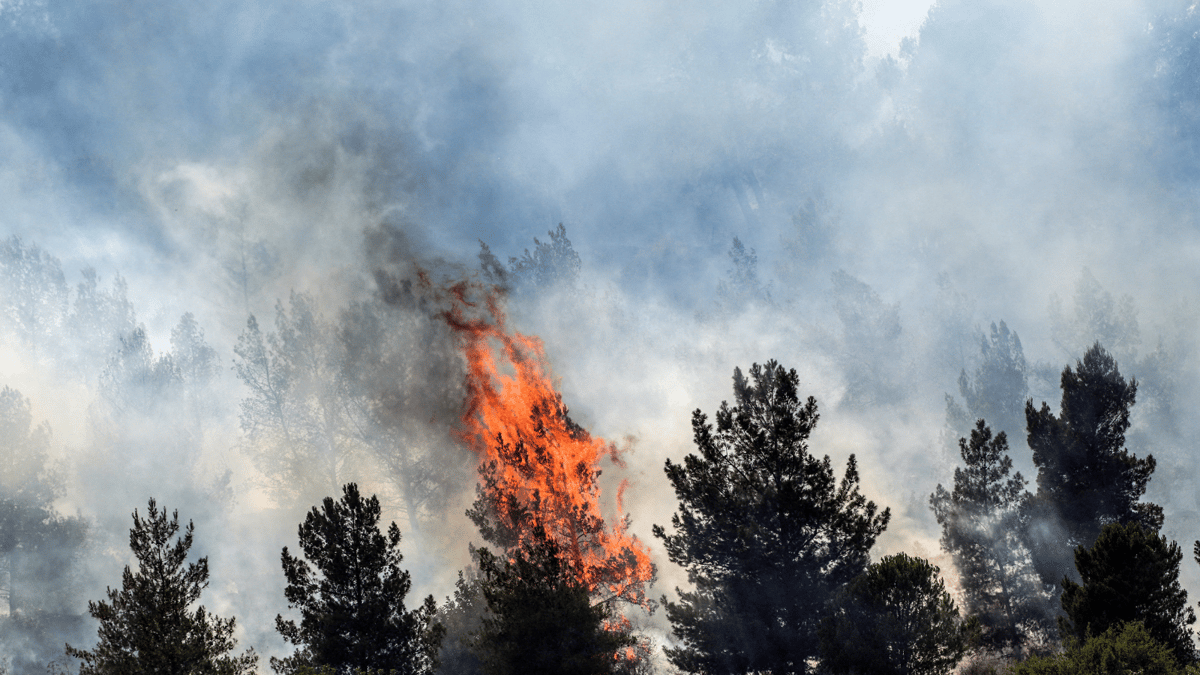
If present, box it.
[440,280,656,610]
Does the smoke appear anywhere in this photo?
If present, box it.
[1,0,1200,669]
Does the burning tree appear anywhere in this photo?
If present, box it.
[472,526,637,675]
[443,282,655,608]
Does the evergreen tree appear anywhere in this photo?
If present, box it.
[478,224,581,293]
[830,270,904,407]
[714,237,771,314]
[1060,522,1195,665]
[653,360,891,674]
[0,236,69,352]
[463,394,655,610]
[1023,344,1159,588]
[0,386,89,673]
[472,528,634,675]
[66,268,138,378]
[930,420,1052,654]
[945,321,1029,446]
[65,499,256,675]
[339,292,475,536]
[1049,269,1140,365]
[273,483,442,675]
[234,294,360,509]
[819,553,976,675]
[433,571,488,675]
[170,312,219,384]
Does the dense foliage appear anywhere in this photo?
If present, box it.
[1060,522,1195,665]
[0,231,1197,675]
[274,484,442,675]
[819,553,976,675]
[653,361,891,674]
[65,499,257,675]
[1009,622,1189,675]
[472,529,634,675]
[1024,344,1160,588]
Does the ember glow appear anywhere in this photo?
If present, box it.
[442,281,655,609]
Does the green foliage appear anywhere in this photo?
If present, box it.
[653,360,891,674]
[65,499,256,675]
[1010,621,1185,675]
[819,553,976,675]
[290,662,408,667]
[273,483,442,675]
[1024,344,1160,588]
[930,420,1052,654]
[472,528,634,675]
[1060,522,1195,664]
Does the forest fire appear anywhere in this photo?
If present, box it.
[441,281,655,610]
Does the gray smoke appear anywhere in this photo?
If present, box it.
[1,0,1200,670]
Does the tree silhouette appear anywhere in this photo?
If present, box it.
[273,483,442,675]
[65,499,256,675]
[930,420,1052,655]
[1060,523,1194,665]
[1024,344,1159,588]
[654,360,890,674]
[472,528,634,675]
[819,553,976,675]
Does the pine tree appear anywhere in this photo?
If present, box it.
[472,527,634,675]
[830,271,904,407]
[819,553,976,675]
[65,499,256,675]
[234,295,353,509]
[653,360,891,674]
[1060,522,1195,665]
[714,237,772,313]
[930,420,1052,654]
[1024,344,1159,588]
[478,223,582,293]
[273,483,442,675]
[946,321,1029,446]
[0,388,89,673]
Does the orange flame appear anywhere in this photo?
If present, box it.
[442,281,655,609]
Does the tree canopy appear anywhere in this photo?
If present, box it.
[653,360,890,674]
[1060,522,1195,665]
[65,498,256,675]
[472,528,635,675]
[1009,621,1187,675]
[0,386,88,672]
[274,483,442,675]
[819,553,976,675]
[1024,343,1160,587]
[930,420,1052,654]
[945,321,1029,445]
